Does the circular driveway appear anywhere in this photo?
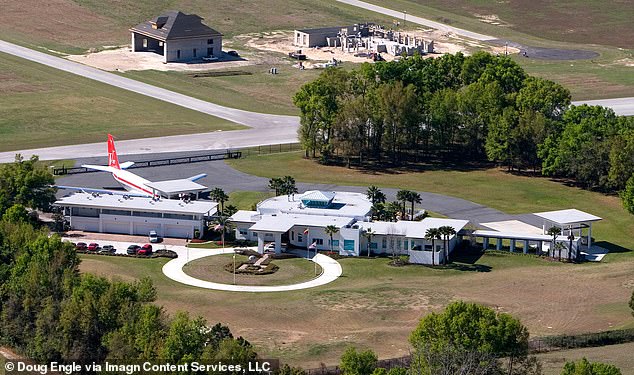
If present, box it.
[162,247,343,292]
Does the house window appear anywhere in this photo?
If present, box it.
[207,39,214,44]
[382,238,387,248]
[298,234,303,242]
[207,47,213,56]
[143,39,148,48]
[252,232,257,237]
[177,50,181,59]
[370,242,378,249]
[315,238,323,245]
[291,231,295,240]
[343,240,355,251]
[239,229,248,235]
[404,240,409,250]
[193,48,197,57]
[265,233,273,238]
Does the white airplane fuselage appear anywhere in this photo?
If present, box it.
[111,168,153,197]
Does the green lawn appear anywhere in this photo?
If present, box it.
[121,66,322,115]
[79,249,634,367]
[227,152,634,257]
[228,190,274,211]
[0,52,243,151]
[183,254,322,286]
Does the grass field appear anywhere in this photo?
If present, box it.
[226,152,634,256]
[538,342,634,375]
[121,65,322,115]
[0,0,395,55]
[371,0,633,49]
[0,52,243,152]
[183,254,322,286]
[78,249,634,368]
[228,191,275,210]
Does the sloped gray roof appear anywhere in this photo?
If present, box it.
[130,11,222,41]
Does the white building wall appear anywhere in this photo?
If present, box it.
[67,214,204,239]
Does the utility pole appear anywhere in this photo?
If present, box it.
[403,11,407,27]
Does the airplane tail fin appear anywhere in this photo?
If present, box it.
[107,134,121,170]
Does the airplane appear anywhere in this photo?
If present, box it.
[57,134,206,198]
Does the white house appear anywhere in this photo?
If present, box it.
[230,190,469,263]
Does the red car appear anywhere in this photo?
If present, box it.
[87,243,100,252]
[75,242,87,251]
[137,244,152,256]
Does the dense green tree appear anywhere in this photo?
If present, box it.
[396,190,411,218]
[2,203,33,224]
[268,177,284,196]
[280,176,299,197]
[424,228,441,267]
[438,226,456,265]
[340,347,378,375]
[623,175,634,215]
[210,187,229,212]
[561,358,622,375]
[0,155,56,215]
[160,312,211,364]
[409,301,530,374]
[457,80,505,156]
[608,129,634,190]
[333,95,372,166]
[276,364,307,375]
[630,290,634,317]
[516,77,571,120]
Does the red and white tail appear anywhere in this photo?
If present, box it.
[107,134,121,170]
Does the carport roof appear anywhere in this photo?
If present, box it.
[130,11,222,42]
[145,179,207,195]
[534,209,602,225]
[248,214,355,233]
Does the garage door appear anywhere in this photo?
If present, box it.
[71,218,99,232]
[103,221,129,235]
[134,223,160,237]
[164,225,191,239]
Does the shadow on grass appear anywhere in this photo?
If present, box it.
[594,241,632,254]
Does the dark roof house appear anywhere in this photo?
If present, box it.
[130,11,223,62]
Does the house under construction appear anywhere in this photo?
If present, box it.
[293,23,434,57]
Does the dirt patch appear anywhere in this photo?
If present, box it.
[0,72,45,94]
[474,13,513,27]
[312,288,448,312]
[65,47,262,72]
[240,29,519,69]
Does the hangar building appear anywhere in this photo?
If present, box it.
[56,193,217,239]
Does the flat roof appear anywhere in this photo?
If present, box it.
[473,230,553,242]
[296,26,346,34]
[145,179,207,195]
[533,209,602,225]
[248,214,355,233]
[257,191,372,219]
[56,193,217,215]
[480,220,543,235]
[230,210,259,223]
[357,218,470,239]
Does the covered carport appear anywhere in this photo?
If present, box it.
[534,209,602,249]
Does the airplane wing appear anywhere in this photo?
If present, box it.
[187,173,207,182]
[81,164,117,173]
[55,185,148,197]
[119,161,135,169]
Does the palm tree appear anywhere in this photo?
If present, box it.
[363,228,375,257]
[425,228,441,267]
[396,189,411,219]
[223,204,238,217]
[546,226,561,258]
[281,176,298,199]
[408,192,422,221]
[209,215,232,248]
[366,185,386,205]
[567,233,575,262]
[439,226,457,265]
[325,225,339,252]
[268,177,283,196]
[210,187,229,213]
[371,202,385,221]
[385,201,402,221]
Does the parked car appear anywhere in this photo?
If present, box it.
[227,50,239,57]
[149,230,159,243]
[87,243,100,251]
[202,56,218,62]
[137,244,153,256]
[99,245,116,254]
[75,242,87,251]
[264,243,285,253]
[126,244,141,255]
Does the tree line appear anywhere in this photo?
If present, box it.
[293,52,634,214]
